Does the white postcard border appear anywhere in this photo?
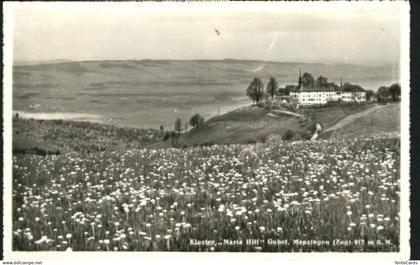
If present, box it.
[2,1,411,263]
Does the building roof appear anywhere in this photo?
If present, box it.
[289,85,366,93]
[290,85,337,92]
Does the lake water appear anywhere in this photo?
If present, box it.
[12,97,251,129]
[13,111,104,123]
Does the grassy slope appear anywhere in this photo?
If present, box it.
[301,103,376,129]
[319,102,400,139]
[172,105,303,147]
[171,102,400,147]
[12,102,400,153]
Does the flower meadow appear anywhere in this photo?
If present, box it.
[12,136,400,252]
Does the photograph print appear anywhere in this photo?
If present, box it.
[4,1,410,256]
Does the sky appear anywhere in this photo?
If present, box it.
[10,2,402,65]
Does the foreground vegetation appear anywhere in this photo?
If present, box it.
[13,136,400,252]
[13,118,163,154]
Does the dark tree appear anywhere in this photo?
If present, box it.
[266,77,278,100]
[389,83,401,101]
[365,90,375,101]
[377,86,390,102]
[189,113,205,128]
[343,82,365,92]
[174,118,182,133]
[163,131,171,141]
[315,76,328,88]
[301,72,315,88]
[246,78,264,104]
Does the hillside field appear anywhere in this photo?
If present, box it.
[12,118,164,155]
[164,102,400,147]
[319,103,400,139]
[12,102,400,153]
[160,105,304,148]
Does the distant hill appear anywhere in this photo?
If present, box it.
[13,59,399,90]
[14,59,73,66]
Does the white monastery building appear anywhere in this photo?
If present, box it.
[288,72,366,106]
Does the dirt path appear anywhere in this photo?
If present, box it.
[267,110,303,118]
[322,105,385,133]
[310,123,323,140]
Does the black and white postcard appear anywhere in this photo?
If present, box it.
[2,1,411,264]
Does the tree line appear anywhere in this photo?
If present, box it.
[246,77,278,104]
[163,113,206,142]
[377,83,401,102]
[246,74,401,104]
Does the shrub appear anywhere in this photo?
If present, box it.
[163,131,172,141]
[189,114,205,128]
[282,129,296,141]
